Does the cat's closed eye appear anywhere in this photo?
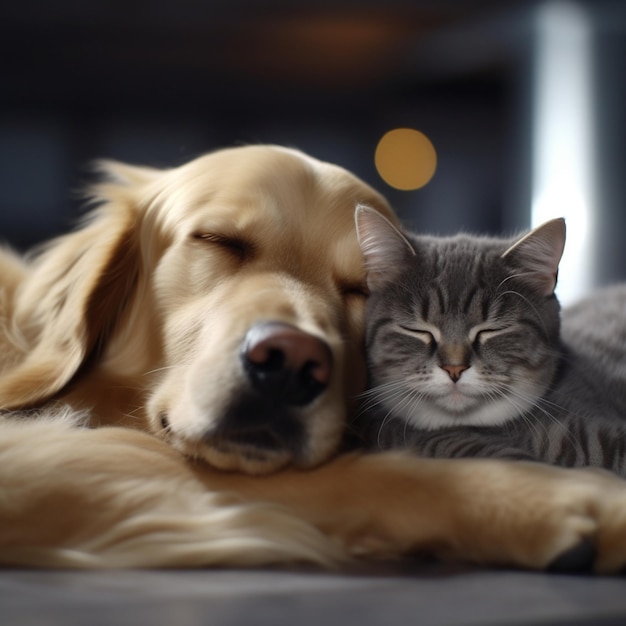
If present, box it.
[398,324,439,345]
[471,326,516,345]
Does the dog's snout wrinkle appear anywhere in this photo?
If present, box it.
[242,322,332,406]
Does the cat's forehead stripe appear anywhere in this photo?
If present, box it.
[408,235,515,321]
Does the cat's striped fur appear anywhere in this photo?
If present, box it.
[353,206,626,476]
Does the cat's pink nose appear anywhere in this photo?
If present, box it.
[442,364,469,383]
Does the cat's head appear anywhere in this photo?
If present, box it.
[355,205,565,430]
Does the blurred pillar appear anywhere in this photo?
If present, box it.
[526,0,626,303]
[531,1,595,306]
[592,1,626,287]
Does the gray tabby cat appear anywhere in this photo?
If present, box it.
[352,204,626,476]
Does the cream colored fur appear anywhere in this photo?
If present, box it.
[2,145,626,572]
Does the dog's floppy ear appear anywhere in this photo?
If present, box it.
[0,162,159,410]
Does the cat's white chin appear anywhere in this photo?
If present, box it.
[404,395,535,430]
[399,369,547,430]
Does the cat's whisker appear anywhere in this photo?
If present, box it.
[497,382,558,424]
[494,289,549,339]
[492,388,546,441]
[495,271,541,291]
[389,387,423,433]
[503,372,586,421]
[354,380,412,417]
[375,404,404,449]
[402,389,428,444]
[357,379,413,402]
[356,384,415,418]
[498,383,581,452]
[498,391,567,458]
[362,382,429,448]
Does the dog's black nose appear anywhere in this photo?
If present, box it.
[242,322,333,406]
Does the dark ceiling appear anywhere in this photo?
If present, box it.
[1,0,625,265]
[2,0,530,112]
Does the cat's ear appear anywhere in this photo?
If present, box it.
[501,218,566,296]
[355,204,415,290]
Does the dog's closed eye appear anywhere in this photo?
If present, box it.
[340,284,370,299]
[192,232,253,260]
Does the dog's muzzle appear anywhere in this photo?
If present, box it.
[207,322,333,457]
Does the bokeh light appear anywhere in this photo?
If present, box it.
[375,128,437,190]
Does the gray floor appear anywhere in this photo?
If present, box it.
[2,564,626,626]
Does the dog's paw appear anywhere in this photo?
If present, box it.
[432,460,626,573]
[547,538,596,573]
[533,467,626,574]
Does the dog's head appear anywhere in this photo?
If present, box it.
[0,145,396,474]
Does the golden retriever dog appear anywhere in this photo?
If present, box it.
[2,144,626,571]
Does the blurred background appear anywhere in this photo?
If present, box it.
[1,0,624,304]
